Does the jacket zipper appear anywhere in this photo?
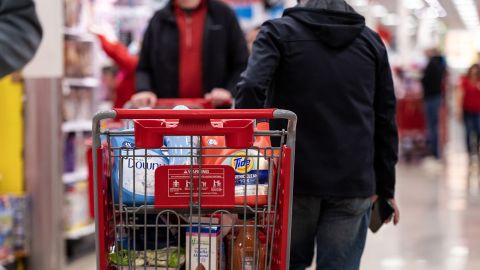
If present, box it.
[186,15,192,49]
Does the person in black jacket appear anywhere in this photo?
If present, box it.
[0,0,42,78]
[421,48,447,160]
[131,0,248,107]
[235,0,399,269]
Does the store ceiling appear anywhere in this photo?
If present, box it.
[375,0,466,29]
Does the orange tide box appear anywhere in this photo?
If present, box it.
[202,122,274,206]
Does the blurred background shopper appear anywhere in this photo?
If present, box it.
[235,0,399,269]
[0,0,42,78]
[91,28,138,108]
[421,48,447,160]
[457,64,480,164]
[130,0,249,108]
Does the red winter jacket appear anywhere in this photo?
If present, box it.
[98,34,138,108]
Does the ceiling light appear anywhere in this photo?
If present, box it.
[452,0,479,29]
[424,0,447,17]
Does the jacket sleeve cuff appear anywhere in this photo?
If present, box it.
[376,186,395,199]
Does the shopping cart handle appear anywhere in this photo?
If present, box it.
[113,108,276,120]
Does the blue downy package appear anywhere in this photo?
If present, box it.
[111,135,169,205]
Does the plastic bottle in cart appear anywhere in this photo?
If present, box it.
[258,231,267,270]
[232,220,265,270]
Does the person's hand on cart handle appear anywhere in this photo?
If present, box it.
[130,91,158,108]
[385,198,400,225]
[205,88,232,107]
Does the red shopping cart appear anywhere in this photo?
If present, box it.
[92,108,297,270]
[396,94,428,161]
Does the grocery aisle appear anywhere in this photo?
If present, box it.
[67,120,480,270]
[359,119,480,270]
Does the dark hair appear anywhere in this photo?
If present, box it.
[467,64,480,80]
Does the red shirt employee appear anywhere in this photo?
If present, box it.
[131,0,248,107]
[459,72,480,113]
[458,64,480,157]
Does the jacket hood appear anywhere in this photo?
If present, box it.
[284,7,366,48]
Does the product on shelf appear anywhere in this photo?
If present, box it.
[186,226,224,270]
[202,123,272,206]
[63,132,92,174]
[63,88,94,121]
[0,197,14,262]
[9,196,29,253]
[64,0,84,28]
[64,182,90,230]
[64,133,76,173]
[111,134,169,205]
[0,195,30,262]
[64,39,95,77]
[75,132,91,169]
[62,89,79,122]
[77,89,94,120]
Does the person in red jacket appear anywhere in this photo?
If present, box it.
[131,0,248,108]
[92,29,138,108]
[457,64,480,163]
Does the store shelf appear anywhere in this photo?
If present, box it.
[63,168,88,185]
[64,77,99,88]
[96,5,152,18]
[64,223,95,240]
[64,28,96,42]
[62,120,92,133]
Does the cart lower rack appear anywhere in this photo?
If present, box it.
[92,109,296,270]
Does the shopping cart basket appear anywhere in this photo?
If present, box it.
[92,108,297,270]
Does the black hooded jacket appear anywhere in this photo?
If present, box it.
[235,5,398,198]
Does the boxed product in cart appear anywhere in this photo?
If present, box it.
[186,226,225,270]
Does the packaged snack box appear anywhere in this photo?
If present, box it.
[186,226,224,270]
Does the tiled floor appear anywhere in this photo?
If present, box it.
[67,122,480,270]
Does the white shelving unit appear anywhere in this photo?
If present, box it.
[63,167,88,185]
[62,119,92,133]
[64,223,96,240]
[63,77,99,88]
[62,0,101,253]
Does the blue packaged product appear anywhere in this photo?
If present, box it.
[164,135,198,165]
[164,105,199,165]
[111,134,169,205]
